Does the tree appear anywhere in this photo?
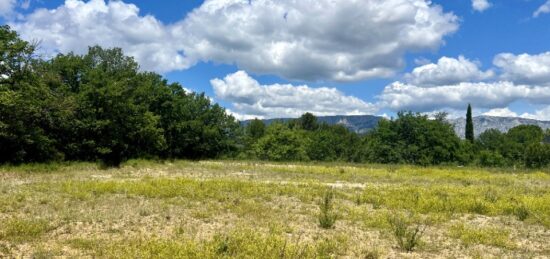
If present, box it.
[253,123,309,161]
[365,112,460,165]
[1,25,68,163]
[465,104,474,143]
[247,118,266,140]
[298,112,318,131]
[524,143,550,168]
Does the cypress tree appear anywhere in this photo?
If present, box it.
[465,104,474,142]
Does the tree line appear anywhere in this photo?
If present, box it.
[2,25,549,168]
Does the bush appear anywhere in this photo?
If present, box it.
[318,189,337,229]
[387,214,426,252]
[478,150,505,167]
[524,143,550,168]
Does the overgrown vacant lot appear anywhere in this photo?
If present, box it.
[1,161,550,258]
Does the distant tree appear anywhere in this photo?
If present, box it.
[465,104,474,143]
[365,112,460,165]
[477,129,505,151]
[507,125,544,145]
[298,112,318,131]
[524,143,550,168]
[247,118,266,140]
[253,123,309,161]
[306,124,362,162]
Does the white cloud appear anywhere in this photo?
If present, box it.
[483,108,518,117]
[405,56,493,86]
[378,81,550,112]
[494,52,550,85]
[211,71,377,118]
[0,0,16,17]
[10,0,458,81]
[472,0,491,12]
[10,0,191,73]
[179,0,458,81]
[534,0,550,17]
[520,106,550,121]
[225,109,263,121]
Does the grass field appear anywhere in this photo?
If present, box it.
[1,160,549,258]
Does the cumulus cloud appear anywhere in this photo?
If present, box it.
[405,56,493,86]
[10,0,191,73]
[0,0,16,17]
[378,81,550,112]
[10,0,458,81]
[521,106,550,121]
[494,52,550,85]
[483,108,518,117]
[534,0,550,17]
[181,0,458,82]
[472,0,491,12]
[211,71,377,119]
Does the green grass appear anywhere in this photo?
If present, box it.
[0,218,52,242]
[449,223,516,249]
[0,160,549,257]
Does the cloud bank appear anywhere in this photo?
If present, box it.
[10,0,458,81]
[211,71,376,119]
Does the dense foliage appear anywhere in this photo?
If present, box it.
[2,26,549,168]
[0,26,237,166]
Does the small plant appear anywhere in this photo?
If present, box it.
[318,189,337,229]
[387,214,426,252]
[363,247,382,259]
[469,200,489,215]
[513,203,530,221]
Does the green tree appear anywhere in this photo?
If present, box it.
[247,118,266,140]
[253,123,309,161]
[0,25,69,163]
[524,143,550,168]
[477,129,505,151]
[465,104,474,143]
[298,112,318,131]
[365,112,460,165]
[307,124,361,162]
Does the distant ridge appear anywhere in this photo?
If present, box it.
[450,116,550,137]
[243,115,550,136]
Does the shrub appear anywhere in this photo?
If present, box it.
[387,214,426,252]
[318,189,337,229]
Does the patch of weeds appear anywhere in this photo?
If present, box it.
[363,246,383,259]
[449,223,515,249]
[510,199,530,221]
[365,195,383,209]
[139,208,152,217]
[0,218,52,242]
[513,204,530,221]
[387,165,399,173]
[484,188,499,203]
[387,213,426,252]
[469,200,490,215]
[363,210,391,229]
[318,189,337,229]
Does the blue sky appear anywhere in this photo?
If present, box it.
[2,0,550,120]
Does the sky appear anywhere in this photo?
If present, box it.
[2,0,550,120]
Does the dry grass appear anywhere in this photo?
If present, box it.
[0,160,549,258]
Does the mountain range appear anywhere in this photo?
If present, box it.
[245,115,550,137]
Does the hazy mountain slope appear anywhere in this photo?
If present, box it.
[450,116,550,137]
